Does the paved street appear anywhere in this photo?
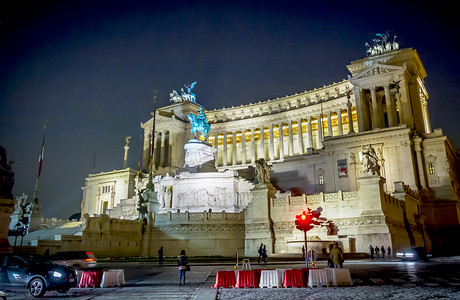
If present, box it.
[2,257,460,299]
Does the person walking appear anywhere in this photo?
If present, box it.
[302,246,305,259]
[381,246,386,259]
[375,246,380,259]
[158,246,164,265]
[257,243,263,263]
[387,246,392,259]
[330,242,344,268]
[369,245,374,260]
[262,245,267,263]
[178,250,189,285]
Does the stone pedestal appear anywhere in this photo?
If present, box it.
[182,140,217,173]
[0,198,16,252]
[358,175,386,217]
[244,183,277,256]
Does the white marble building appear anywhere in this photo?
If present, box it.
[79,43,459,257]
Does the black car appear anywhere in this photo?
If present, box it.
[0,253,77,297]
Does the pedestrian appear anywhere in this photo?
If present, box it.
[302,246,305,259]
[369,245,374,260]
[381,246,385,259]
[258,243,263,263]
[387,246,392,259]
[178,250,189,286]
[322,246,327,258]
[158,246,164,265]
[262,245,267,263]
[330,242,344,268]
[375,246,380,259]
[338,244,344,268]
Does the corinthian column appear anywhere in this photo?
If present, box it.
[250,128,255,164]
[371,87,380,129]
[279,124,285,159]
[288,121,294,156]
[232,131,237,165]
[214,133,219,167]
[317,115,323,149]
[241,130,246,164]
[307,116,313,149]
[327,112,333,137]
[269,124,274,161]
[223,132,228,167]
[259,126,265,159]
[337,109,343,135]
[297,119,303,154]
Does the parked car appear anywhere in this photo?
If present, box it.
[48,251,96,269]
[396,247,431,261]
[0,253,77,298]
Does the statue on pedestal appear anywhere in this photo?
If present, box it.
[188,107,211,141]
[255,158,271,184]
[362,145,380,175]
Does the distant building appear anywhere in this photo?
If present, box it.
[79,44,459,257]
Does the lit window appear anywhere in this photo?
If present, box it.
[319,175,324,185]
[428,162,435,174]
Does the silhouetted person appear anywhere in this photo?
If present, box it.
[158,246,164,265]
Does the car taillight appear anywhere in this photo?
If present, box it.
[85,258,95,262]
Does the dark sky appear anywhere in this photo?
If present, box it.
[1,0,459,218]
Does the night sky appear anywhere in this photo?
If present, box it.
[1,1,459,218]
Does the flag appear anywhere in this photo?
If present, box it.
[37,124,46,177]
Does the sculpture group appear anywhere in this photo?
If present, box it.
[169,82,197,103]
[365,32,399,56]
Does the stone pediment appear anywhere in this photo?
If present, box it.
[350,63,405,81]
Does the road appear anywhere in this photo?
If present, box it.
[2,257,460,299]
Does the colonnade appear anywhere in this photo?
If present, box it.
[354,83,401,132]
[211,105,356,167]
[143,130,170,171]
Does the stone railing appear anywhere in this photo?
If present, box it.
[273,190,359,207]
[153,211,245,224]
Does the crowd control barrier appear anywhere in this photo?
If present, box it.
[212,271,236,289]
[236,270,258,288]
[308,269,330,287]
[283,270,304,288]
[259,270,281,288]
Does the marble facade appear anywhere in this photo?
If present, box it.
[77,46,460,257]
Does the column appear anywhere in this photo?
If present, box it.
[214,133,219,168]
[327,112,333,137]
[288,121,294,156]
[269,125,274,160]
[421,96,432,134]
[154,131,162,169]
[232,131,237,165]
[250,128,255,163]
[162,131,169,167]
[223,132,228,167]
[354,86,365,132]
[317,114,323,149]
[371,87,380,129]
[279,124,284,159]
[347,100,354,133]
[259,126,265,159]
[337,109,343,135]
[414,137,428,189]
[307,116,313,149]
[384,84,396,127]
[297,119,303,154]
[241,130,246,164]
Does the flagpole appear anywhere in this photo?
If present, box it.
[32,120,47,204]
[146,90,157,190]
